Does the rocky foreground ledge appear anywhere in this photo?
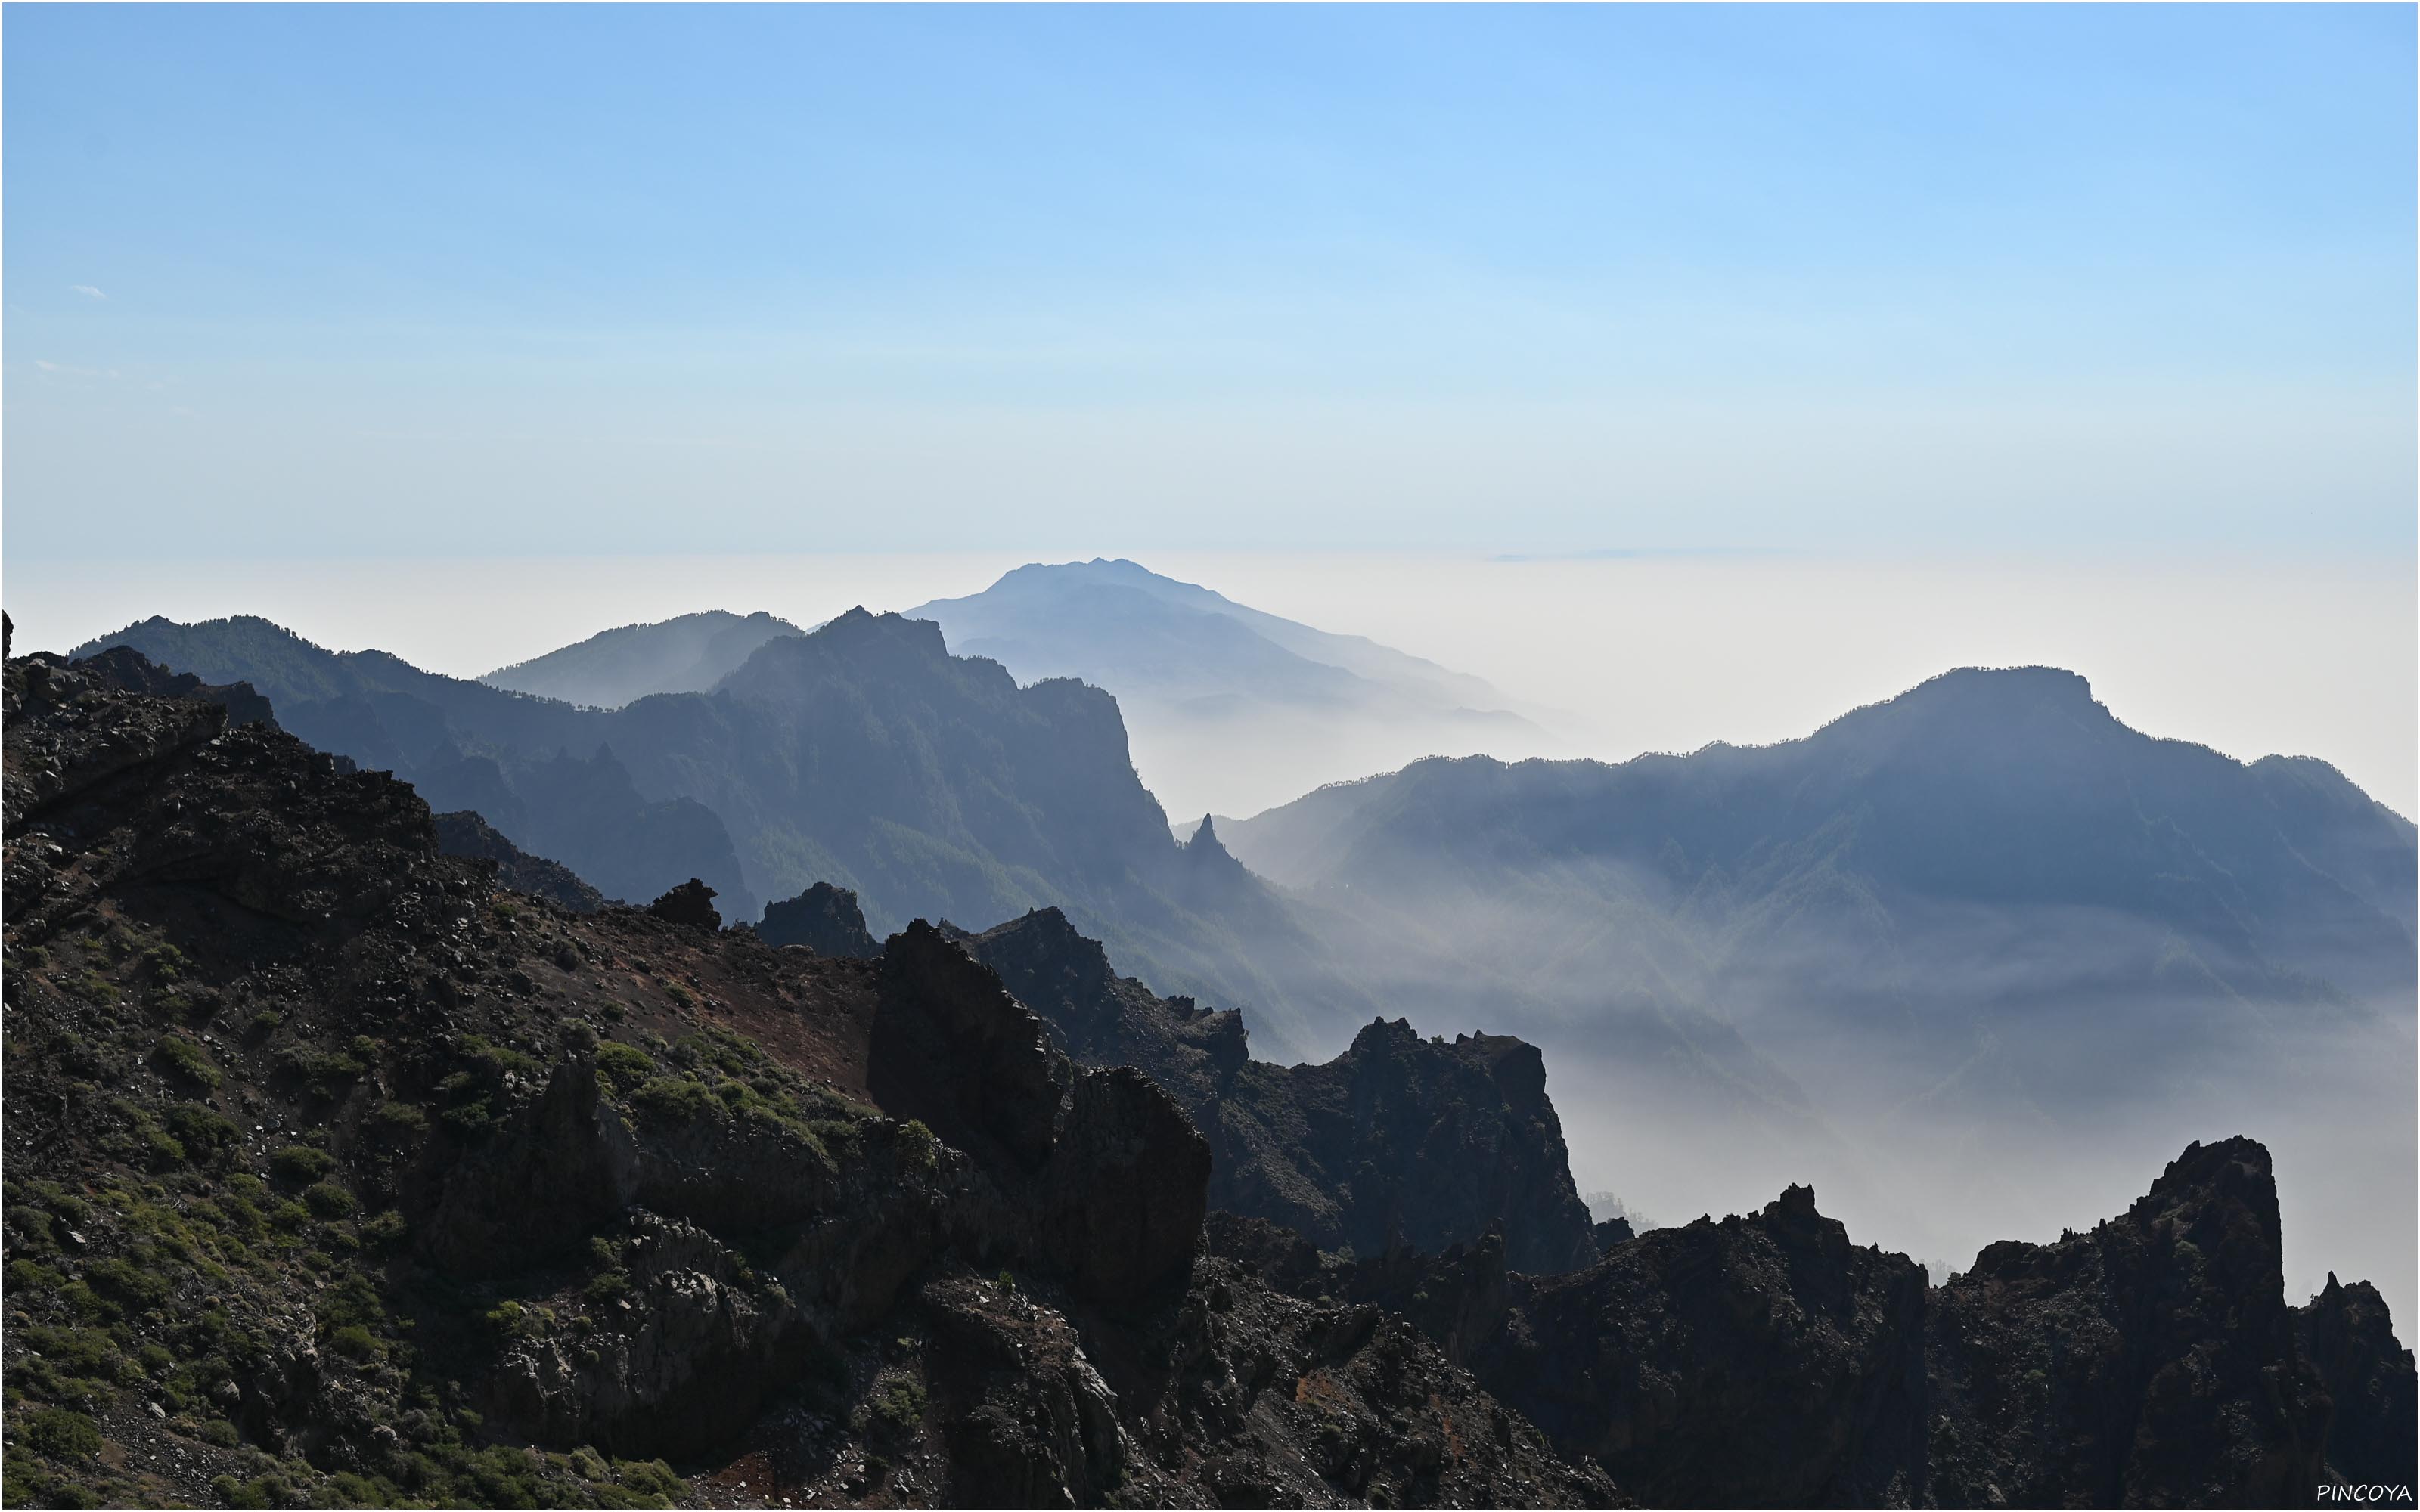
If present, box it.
[2,641,2411,1508]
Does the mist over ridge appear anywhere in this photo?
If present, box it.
[64,570,2418,1328]
[7,3,2412,1498]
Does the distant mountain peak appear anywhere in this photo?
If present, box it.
[1182,812,1248,878]
[1797,664,2127,761]
[904,558,1546,819]
[480,607,804,709]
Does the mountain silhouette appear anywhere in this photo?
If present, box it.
[906,558,1556,820]
[481,608,803,708]
[1223,664,2419,1310]
[73,607,1377,1059]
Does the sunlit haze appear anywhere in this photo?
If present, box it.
[8,550,2411,821]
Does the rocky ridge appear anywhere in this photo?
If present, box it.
[952,905,1600,1273]
[4,641,2412,1509]
[0,646,1609,1509]
[755,885,880,960]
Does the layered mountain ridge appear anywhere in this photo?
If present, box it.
[945,904,1600,1274]
[69,609,2420,1318]
[70,608,1379,1060]
[1221,662,2420,1316]
[0,643,1613,1508]
[482,610,804,709]
[4,640,2409,1507]
[904,558,1559,821]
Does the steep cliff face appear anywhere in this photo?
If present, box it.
[1926,1138,2332,1507]
[0,646,1606,1510]
[431,810,608,913]
[955,905,1601,1274]
[1218,1140,2399,1509]
[71,610,1380,1061]
[8,643,2406,1511]
[1270,1188,1933,1506]
[2297,1274,2419,1492]
[755,881,880,958]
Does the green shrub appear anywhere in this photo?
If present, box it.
[593,1042,655,1095]
[629,1076,721,1125]
[58,1281,117,1322]
[458,1035,539,1080]
[26,1407,101,1461]
[327,1324,384,1362]
[367,1101,428,1137]
[5,1205,57,1253]
[166,1104,238,1157]
[613,1459,684,1503]
[870,1371,927,1437]
[439,1101,494,1139]
[269,1148,333,1184]
[275,1042,366,1095]
[899,1119,939,1173]
[302,1182,356,1219]
[482,1300,551,1340]
[358,1210,407,1247]
[86,1256,171,1310]
[152,1035,220,1090]
[583,1271,632,1304]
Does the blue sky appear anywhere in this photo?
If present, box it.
[6,4,2412,559]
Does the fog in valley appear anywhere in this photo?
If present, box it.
[11,547,2412,1324]
[1271,874,2419,1326]
[9,549,2412,819]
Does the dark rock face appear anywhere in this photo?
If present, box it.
[1928,1138,2330,1507]
[875,920,1212,1312]
[71,609,1383,1062]
[758,881,880,958]
[2297,1275,2418,1492]
[59,643,282,731]
[1345,1185,1933,1507]
[1221,1139,2377,1510]
[873,919,1070,1170]
[9,643,2404,1512]
[64,615,761,920]
[1,647,1606,1508]
[433,810,608,912]
[644,878,721,931]
[1041,1067,1212,1311]
[490,1212,809,1458]
[917,1259,1621,1510]
[957,906,1601,1274]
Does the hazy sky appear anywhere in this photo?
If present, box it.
[6,5,2414,559]
[8,550,2412,820]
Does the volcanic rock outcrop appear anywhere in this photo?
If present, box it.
[756,881,881,958]
[1215,1139,2403,1509]
[954,905,1601,1273]
[432,809,608,913]
[2297,1272,2420,1492]
[0,643,1609,1509]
